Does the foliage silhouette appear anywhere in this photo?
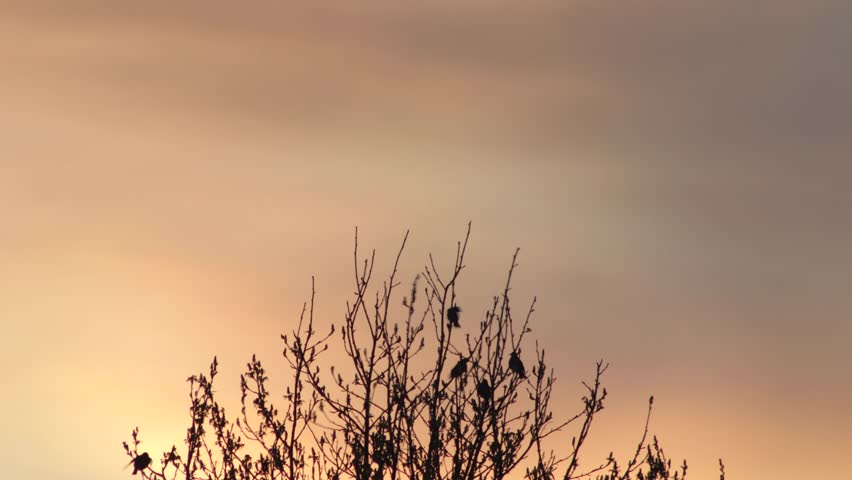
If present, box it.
[124,224,723,480]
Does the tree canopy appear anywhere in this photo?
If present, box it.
[124,225,720,480]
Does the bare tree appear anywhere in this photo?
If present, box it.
[123,224,720,480]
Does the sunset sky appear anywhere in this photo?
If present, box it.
[1,2,851,479]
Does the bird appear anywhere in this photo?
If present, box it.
[508,351,526,379]
[450,357,468,379]
[446,305,461,329]
[476,379,492,400]
[130,452,152,475]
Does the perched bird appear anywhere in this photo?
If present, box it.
[508,351,526,379]
[446,305,462,329]
[449,357,468,379]
[476,379,492,400]
[131,452,152,475]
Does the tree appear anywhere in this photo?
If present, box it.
[123,224,718,480]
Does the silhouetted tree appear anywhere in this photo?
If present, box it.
[123,224,722,480]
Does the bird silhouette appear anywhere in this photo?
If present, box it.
[508,351,526,379]
[450,357,468,379]
[130,452,152,475]
[476,379,492,400]
[447,305,461,328]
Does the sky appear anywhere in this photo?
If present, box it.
[1,1,851,479]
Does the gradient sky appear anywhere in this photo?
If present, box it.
[2,2,851,479]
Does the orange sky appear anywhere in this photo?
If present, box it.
[1,2,851,479]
